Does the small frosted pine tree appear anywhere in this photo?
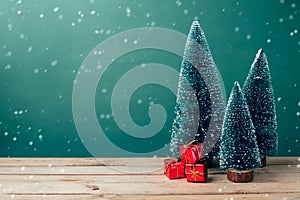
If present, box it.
[220,81,260,172]
[170,20,226,158]
[242,49,278,159]
[170,55,211,157]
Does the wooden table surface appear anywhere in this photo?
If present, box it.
[0,157,299,200]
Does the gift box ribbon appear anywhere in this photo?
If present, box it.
[186,169,204,181]
[166,162,182,178]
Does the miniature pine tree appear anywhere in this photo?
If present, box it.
[220,81,260,182]
[242,49,277,166]
[170,20,226,159]
[170,55,211,157]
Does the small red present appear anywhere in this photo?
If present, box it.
[164,158,185,179]
[185,163,207,183]
[180,142,203,164]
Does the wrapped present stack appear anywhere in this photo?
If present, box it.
[164,142,208,183]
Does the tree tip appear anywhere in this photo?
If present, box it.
[192,20,200,26]
[234,81,240,88]
[258,48,264,54]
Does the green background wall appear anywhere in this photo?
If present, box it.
[0,0,299,157]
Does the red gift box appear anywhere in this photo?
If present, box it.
[180,143,204,164]
[185,163,207,183]
[164,158,185,179]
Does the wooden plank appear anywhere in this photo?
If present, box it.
[0,173,299,195]
[0,157,298,167]
[0,164,298,176]
[0,194,300,200]
[0,157,299,199]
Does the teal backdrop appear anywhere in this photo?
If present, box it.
[0,0,299,157]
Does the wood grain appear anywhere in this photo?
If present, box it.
[0,157,299,199]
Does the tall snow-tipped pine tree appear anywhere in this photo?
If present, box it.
[170,20,226,157]
[220,81,260,172]
[242,49,277,158]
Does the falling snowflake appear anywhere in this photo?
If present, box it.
[50,60,58,66]
[53,7,59,12]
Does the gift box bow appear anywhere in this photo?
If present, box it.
[186,169,205,181]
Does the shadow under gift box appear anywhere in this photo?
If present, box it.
[164,158,185,180]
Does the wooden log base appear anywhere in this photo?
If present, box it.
[260,155,267,168]
[227,169,254,183]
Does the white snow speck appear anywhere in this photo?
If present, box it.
[34,68,39,74]
[21,166,25,171]
[90,10,96,15]
[40,13,44,18]
[246,34,252,40]
[291,3,296,8]
[298,101,300,106]
[267,38,271,43]
[4,64,11,70]
[234,27,240,32]
[133,40,138,44]
[125,7,131,17]
[183,9,189,15]
[124,38,128,43]
[4,132,8,136]
[137,99,143,104]
[13,137,17,141]
[278,18,284,23]
[58,14,63,19]
[50,60,58,66]
[289,15,294,20]
[218,188,222,192]
[145,13,151,18]
[176,0,182,6]
[53,7,59,12]
[20,34,25,39]
[101,88,107,93]
[296,112,300,116]
[27,46,33,53]
[17,10,22,15]
[279,0,285,4]
[277,97,282,102]
[38,135,43,141]
[5,51,12,57]
[29,141,33,146]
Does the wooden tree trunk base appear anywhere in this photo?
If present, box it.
[260,155,267,168]
[227,170,254,183]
